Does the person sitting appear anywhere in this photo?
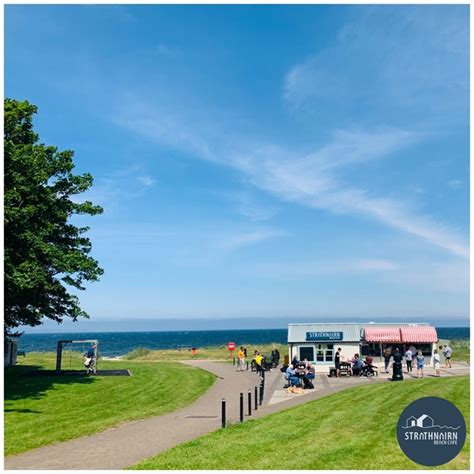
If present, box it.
[304,362,316,388]
[351,354,364,376]
[285,364,301,387]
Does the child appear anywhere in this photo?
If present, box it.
[416,350,425,379]
[432,349,441,377]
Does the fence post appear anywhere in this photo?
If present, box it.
[240,392,244,422]
[259,380,264,405]
[248,389,252,416]
[221,398,226,428]
[254,386,258,410]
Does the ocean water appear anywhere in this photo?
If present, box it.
[17,327,470,357]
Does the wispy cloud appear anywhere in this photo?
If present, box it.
[241,258,400,279]
[215,229,287,251]
[138,175,156,187]
[284,5,468,123]
[447,179,463,190]
[113,98,468,259]
[77,164,156,211]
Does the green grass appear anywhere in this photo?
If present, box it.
[4,352,215,456]
[124,342,287,362]
[132,376,469,470]
[449,339,470,362]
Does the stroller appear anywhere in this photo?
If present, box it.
[360,361,378,377]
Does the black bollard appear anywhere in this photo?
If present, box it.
[248,390,252,416]
[259,381,264,405]
[240,392,244,422]
[392,361,404,381]
[221,398,226,428]
[246,361,249,371]
[254,386,258,410]
[232,357,235,367]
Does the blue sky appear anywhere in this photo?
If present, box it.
[5,5,470,330]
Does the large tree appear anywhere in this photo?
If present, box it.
[4,99,104,338]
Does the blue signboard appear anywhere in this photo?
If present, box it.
[306,331,343,341]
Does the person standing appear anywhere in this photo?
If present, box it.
[335,347,342,377]
[416,350,425,378]
[443,344,453,368]
[255,351,264,376]
[405,347,413,373]
[383,346,392,374]
[237,346,246,371]
[432,349,441,377]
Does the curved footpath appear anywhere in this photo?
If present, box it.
[5,360,469,470]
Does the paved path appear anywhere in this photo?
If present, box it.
[5,361,469,470]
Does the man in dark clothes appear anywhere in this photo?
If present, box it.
[335,347,342,377]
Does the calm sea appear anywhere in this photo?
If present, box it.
[17,327,470,357]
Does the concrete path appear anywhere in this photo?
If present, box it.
[5,361,469,470]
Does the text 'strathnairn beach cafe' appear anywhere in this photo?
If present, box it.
[288,323,438,370]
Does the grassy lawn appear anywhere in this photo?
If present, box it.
[125,342,287,362]
[5,352,215,456]
[132,375,469,470]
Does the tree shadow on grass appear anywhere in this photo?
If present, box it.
[4,364,96,403]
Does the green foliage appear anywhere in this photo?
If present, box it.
[132,376,469,470]
[124,347,152,359]
[4,99,103,336]
[123,343,287,361]
[4,352,215,455]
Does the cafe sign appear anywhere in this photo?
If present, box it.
[306,331,343,341]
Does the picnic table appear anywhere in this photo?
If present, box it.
[339,361,352,376]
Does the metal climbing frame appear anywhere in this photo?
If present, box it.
[55,339,99,374]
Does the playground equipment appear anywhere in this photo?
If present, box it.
[56,339,99,375]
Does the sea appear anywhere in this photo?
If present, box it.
[16,327,470,357]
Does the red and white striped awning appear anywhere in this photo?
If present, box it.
[364,327,401,343]
[400,326,438,343]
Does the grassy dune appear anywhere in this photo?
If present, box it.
[4,352,215,456]
[124,342,287,361]
[132,376,470,470]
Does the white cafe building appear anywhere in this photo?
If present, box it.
[288,322,438,371]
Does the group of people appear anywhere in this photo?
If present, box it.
[382,344,453,379]
[236,346,281,373]
[284,358,315,389]
[334,348,377,377]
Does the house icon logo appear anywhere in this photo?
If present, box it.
[397,397,466,467]
[404,414,435,428]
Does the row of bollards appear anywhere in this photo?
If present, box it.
[221,378,265,428]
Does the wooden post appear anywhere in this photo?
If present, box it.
[56,341,63,374]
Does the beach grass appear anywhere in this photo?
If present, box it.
[4,352,215,456]
[124,342,287,362]
[131,375,469,470]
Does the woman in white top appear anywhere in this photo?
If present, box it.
[432,349,441,377]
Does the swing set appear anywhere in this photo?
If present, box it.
[55,339,99,375]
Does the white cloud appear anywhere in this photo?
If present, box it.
[284,6,468,121]
[138,176,156,187]
[241,258,399,279]
[113,99,468,260]
[447,179,463,190]
[215,229,287,251]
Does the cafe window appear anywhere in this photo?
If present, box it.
[314,343,334,362]
[299,346,314,362]
[325,344,334,362]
